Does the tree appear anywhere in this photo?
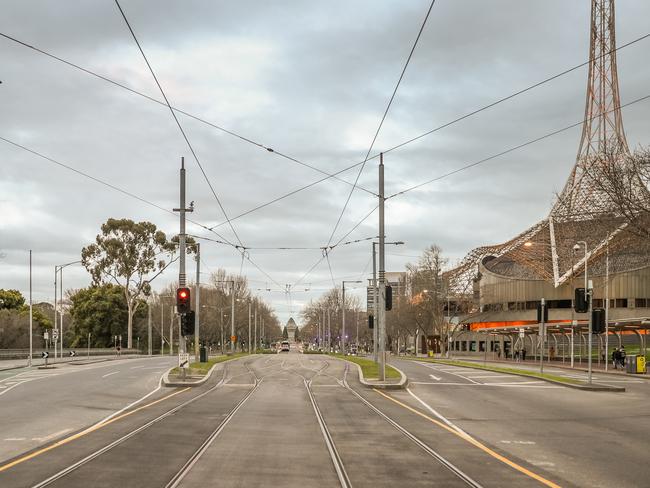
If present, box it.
[406,245,449,354]
[282,326,288,339]
[583,148,650,239]
[81,218,176,348]
[0,289,25,310]
[69,284,146,347]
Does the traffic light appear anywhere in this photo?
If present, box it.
[385,285,392,311]
[176,287,191,314]
[368,315,374,329]
[574,288,589,313]
[536,302,548,323]
[181,311,195,336]
[592,308,606,334]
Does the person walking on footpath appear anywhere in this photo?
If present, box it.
[619,346,626,369]
[612,347,619,369]
[522,348,527,361]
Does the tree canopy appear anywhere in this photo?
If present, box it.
[0,289,26,310]
[69,284,146,348]
[81,218,175,348]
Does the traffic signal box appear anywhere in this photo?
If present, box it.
[368,315,374,329]
[385,285,392,311]
[181,311,195,336]
[536,302,548,323]
[592,308,606,334]
[574,288,589,313]
[176,287,191,314]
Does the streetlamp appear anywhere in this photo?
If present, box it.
[371,241,404,363]
[54,260,81,360]
[214,280,235,354]
[574,241,593,384]
[341,280,362,355]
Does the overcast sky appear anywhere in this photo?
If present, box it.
[1,0,649,326]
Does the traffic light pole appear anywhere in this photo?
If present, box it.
[195,243,200,363]
[588,281,593,384]
[540,298,545,375]
[378,153,386,382]
[173,157,193,355]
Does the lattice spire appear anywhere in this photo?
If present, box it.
[551,0,630,221]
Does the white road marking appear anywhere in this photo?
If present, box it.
[4,438,26,441]
[130,365,145,369]
[415,362,481,384]
[406,387,469,435]
[31,429,72,442]
[429,374,441,381]
[101,371,119,378]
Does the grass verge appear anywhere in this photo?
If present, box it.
[330,353,401,380]
[406,358,582,385]
[169,352,249,376]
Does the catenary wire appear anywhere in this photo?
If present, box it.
[324,0,437,248]
[4,28,646,227]
[113,0,245,249]
[387,94,650,199]
[0,31,375,197]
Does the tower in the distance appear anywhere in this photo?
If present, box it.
[551,0,631,222]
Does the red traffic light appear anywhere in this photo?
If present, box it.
[176,287,191,314]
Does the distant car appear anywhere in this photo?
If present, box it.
[280,341,290,352]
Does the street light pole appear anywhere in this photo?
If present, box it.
[231,284,235,354]
[29,250,33,367]
[194,243,200,363]
[248,302,252,354]
[576,240,592,384]
[342,280,362,355]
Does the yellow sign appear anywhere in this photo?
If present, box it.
[231,335,237,342]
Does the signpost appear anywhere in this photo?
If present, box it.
[69,350,76,361]
[179,353,189,369]
[41,351,49,368]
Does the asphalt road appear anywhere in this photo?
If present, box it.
[0,355,176,463]
[0,352,646,487]
[391,358,650,488]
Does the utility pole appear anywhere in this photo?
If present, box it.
[605,237,610,371]
[147,301,152,356]
[342,280,362,355]
[53,267,58,361]
[378,152,387,381]
[169,305,174,356]
[372,242,378,362]
[536,298,546,374]
[160,301,164,356]
[173,156,193,355]
[29,250,33,367]
[231,282,235,354]
[254,307,258,352]
[195,243,201,362]
[248,302,252,354]
[327,308,331,353]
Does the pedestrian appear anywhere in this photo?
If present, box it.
[522,348,527,361]
[497,348,501,359]
[549,346,555,360]
[612,348,619,369]
[619,346,626,369]
[514,349,520,362]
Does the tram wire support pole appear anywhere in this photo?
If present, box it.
[195,243,200,363]
[173,157,193,356]
[378,152,386,382]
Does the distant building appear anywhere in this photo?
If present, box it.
[286,318,298,342]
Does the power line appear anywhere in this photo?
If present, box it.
[0,31,375,197]
[205,31,650,228]
[325,0,437,248]
[113,0,245,249]
[387,93,650,199]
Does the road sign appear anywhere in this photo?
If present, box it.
[519,328,525,339]
[178,353,190,369]
[69,350,76,357]
[52,329,59,341]
[44,331,49,341]
[41,351,49,359]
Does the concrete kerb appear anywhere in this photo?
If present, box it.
[407,358,625,392]
[334,357,408,390]
[162,354,250,387]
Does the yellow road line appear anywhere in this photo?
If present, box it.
[373,389,561,488]
[0,387,190,473]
